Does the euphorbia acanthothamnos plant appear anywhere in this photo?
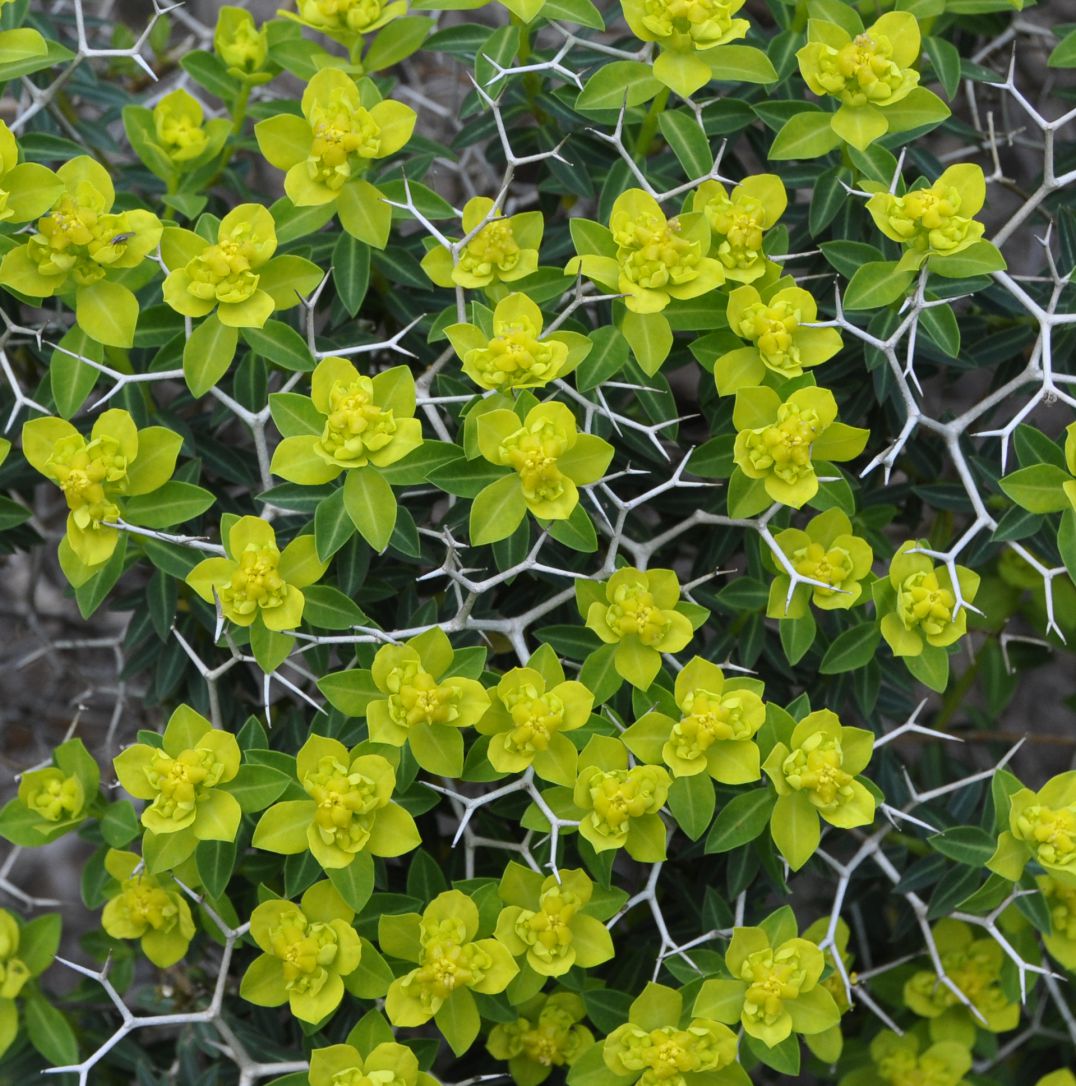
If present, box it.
[99,849,196,969]
[488,991,595,1086]
[0,156,161,348]
[762,709,877,870]
[240,880,362,1023]
[622,656,766,784]
[694,912,841,1048]
[21,409,184,575]
[252,732,420,871]
[380,889,518,1053]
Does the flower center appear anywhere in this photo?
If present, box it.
[814,33,908,107]
[897,570,956,635]
[503,682,566,753]
[23,769,83,822]
[639,0,740,50]
[615,212,701,290]
[302,755,386,855]
[738,299,802,369]
[384,661,461,728]
[740,946,808,1025]
[781,733,854,809]
[145,747,224,825]
[499,421,569,504]
[317,377,398,467]
[792,542,855,596]
[221,542,287,615]
[1015,804,1076,868]
[587,766,668,835]
[458,218,520,280]
[742,402,822,485]
[605,582,670,646]
[117,875,179,932]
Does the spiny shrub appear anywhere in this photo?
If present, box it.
[0,0,1075,1084]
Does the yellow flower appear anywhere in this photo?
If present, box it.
[797,13,922,149]
[866,165,987,272]
[214,6,269,78]
[446,292,591,392]
[252,733,420,871]
[732,385,868,508]
[1038,876,1076,971]
[988,772,1076,888]
[488,991,594,1086]
[162,203,279,327]
[0,155,160,293]
[692,175,786,284]
[422,196,544,291]
[716,283,843,394]
[258,69,415,208]
[622,0,747,52]
[101,850,196,968]
[270,356,424,486]
[694,924,839,1047]
[624,656,765,784]
[763,709,876,870]
[766,508,874,619]
[382,890,519,1029]
[471,401,614,543]
[476,659,592,785]
[573,736,670,861]
[21,409,182,569]
[902,919,1019,1035]
[568,189,725,315]
[494,867,614,978]
[153,89,210,164]
[620,0,750,95]
[839,1030,972,1086]
[365,628,490,776]
[877,541,980,657]
[287,0,406,40]
[241,881,361,1023]
[113,705,242,849]
[582,566,698,689]
[186,516,328,632]
[0,120,63,226]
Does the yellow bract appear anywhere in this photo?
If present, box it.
[867,165,987,271]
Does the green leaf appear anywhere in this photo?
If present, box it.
[819,621,881,674]
[337,180,392,249]
[333,232,371,317]
[242,320,313,372]
[904,645,950,693]
[470,473,526,546]
[621,310,672,376]
[302,584,367,630]
[577,61,662,111]
[76,281,138,349]
[658,110,713,176]
[668,774,716,841]
[705,45,777,84]
[1048,27,1076,67]
[705,789,776,853]
[999,464,1072,513]
[100,801,140,848]
[314,488,356,561]
[744,1031,799,1074]
[577,325,629,392]
[362,15,430,71]
[929,240,1006,278]
[24,990,78,1067]
[546,503,598,553]
[844,261,914,309]
[220,764,291,812]
[1058,509,1076,585]
[578,644,624,705]
[780,612,816,666]
[343,468,398,552]
[50,328,102,419]
[929,826,997,867]
[328,851,375,912]
[769,110,841,160]
[124,481,216,529]
[435,987,481,1057]
[197,838,237,899]
[184,313,238,397]
[925,35,962,97]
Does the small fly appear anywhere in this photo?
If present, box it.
[109,232,134,246]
